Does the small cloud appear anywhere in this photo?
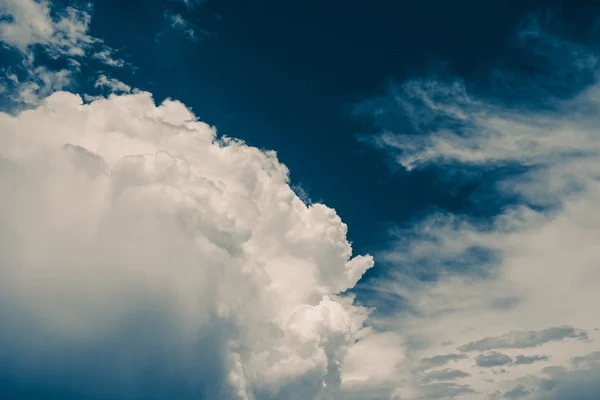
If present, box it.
[92,48,125,68]
[475,352,513,368]
[513,354,549,365]
[14,66,72,105]
[419,353,468,370]
[94,74,131,93]
[423,368,470,382]
[164,11,215,42]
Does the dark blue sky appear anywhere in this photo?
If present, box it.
[72,0,591,259]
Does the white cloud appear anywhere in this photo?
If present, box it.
[0,0,126,106]
[92,48,126,68]
[94,74,131,93]
[359,34,600,398]
[0,0,94,58]
[0,90,375,399]
[163,10,213,42]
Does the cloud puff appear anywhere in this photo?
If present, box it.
[94,74,131,93]
[0,91,374,399]
[514,355,549,366]
[0,0,93,56]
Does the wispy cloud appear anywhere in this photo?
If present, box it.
[161,9,215,42]
[94,74,131,93]
[0,0,127,106]
[355,13,600,399]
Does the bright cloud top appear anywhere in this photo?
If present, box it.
[0,91,373,399]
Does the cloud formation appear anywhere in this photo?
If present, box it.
[0,0,125,106]
[459,327,588,352]
[359,15,600,399]
[0,91,374,399]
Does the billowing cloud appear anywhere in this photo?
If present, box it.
[0,91,374,399]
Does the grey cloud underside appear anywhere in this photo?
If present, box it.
[418,382,475,399]
[459,326,588,352]
[528,353,600,400]
[418,353,469,370]
[513,355,549,365]
[503,384,531,399]
[422,369,470,382]
[475,352,513,368]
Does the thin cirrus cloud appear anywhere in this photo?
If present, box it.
[357,12,600,400]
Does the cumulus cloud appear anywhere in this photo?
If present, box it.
[0,91,374,399]
[358,15,600,399]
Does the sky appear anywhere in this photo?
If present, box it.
[1,0,600,399]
